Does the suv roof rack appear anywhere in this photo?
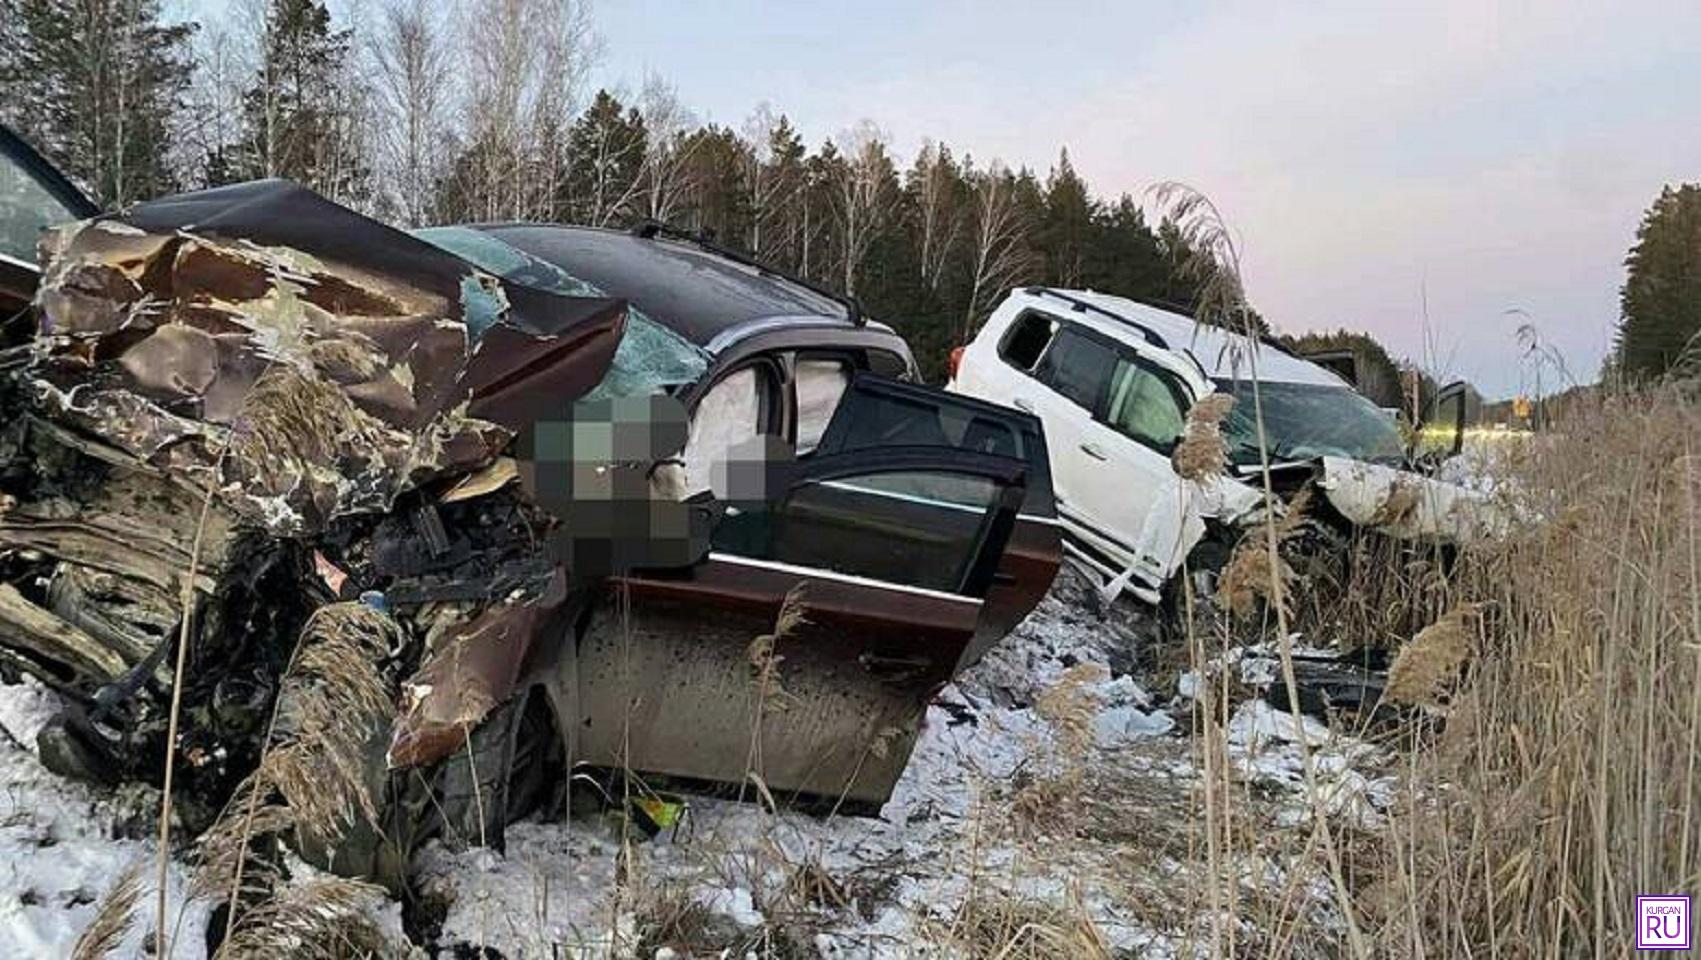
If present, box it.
[1024,286,1169,350]
[632,219,864,326]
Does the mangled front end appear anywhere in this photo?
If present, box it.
[0,181,624,814]
[1314,455,1504,543]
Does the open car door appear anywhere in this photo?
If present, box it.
[1412,379,1470,463]
[0,125,99,319]
[581,374,1061,808]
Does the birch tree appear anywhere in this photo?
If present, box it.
[445,0,534,221]
[826,121,898,299]
[567,90,646,227]
[529,0,597,220]
[179,20,250,187]
[744,109,806,268]
[964,162,1035,340]
[636,72,698,225]
[370,0,449,225]
[910,141,965,294]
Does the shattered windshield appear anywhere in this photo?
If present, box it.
[1215,378,1405,466]
[414,226,709,401]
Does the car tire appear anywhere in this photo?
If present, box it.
[300,689,561,892]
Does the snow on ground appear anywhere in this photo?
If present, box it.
[0,566,1391,957]
[0,674,211,959]
[418,569,1386,957]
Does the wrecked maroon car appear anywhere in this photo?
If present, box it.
[0,127,1061,877]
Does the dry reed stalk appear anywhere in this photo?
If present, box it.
[1219,488,1312,622]
[1173,392,1237,481]
[154,483,220,957]
[1011,663,1105,834]
[743,585,807,805]
[214,876,389,959]
[1372,386,1701,956]
[1152,180,1370,957]
[191,602,397,943]
[949,887,1112,960]
[71,860,145,960]
[1384,603,1482,708]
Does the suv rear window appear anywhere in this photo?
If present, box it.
[999,312,1056,371]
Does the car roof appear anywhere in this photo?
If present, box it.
[1042,288,1350,389]
[473,223,865,350]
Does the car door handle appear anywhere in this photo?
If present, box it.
[1012,397,1034,412]
[1079,442,1108,460]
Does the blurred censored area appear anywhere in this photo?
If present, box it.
[519,393,726,576]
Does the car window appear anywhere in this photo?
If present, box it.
[867,348,910,379]
[999,312,1057,371]
[822,385,1023,459]
[1034,326,1115,412]
[1216,378,1406,466]
[814,373,1055,517]
[713,468,999,594]
[0,152,80,266]
[793,357,850,454]
[1104,357,1188,452]
[683,366,771,495]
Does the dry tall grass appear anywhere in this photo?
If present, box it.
[69,861,144,960]
[1368,385,1701,957]
[192,602,398,956]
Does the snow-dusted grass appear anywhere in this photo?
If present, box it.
[0,567,1395,957]
[408,569,1388,958]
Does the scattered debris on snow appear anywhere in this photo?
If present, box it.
[0,566,1390,956]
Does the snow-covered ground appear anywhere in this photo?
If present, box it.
[0,675,211,958]
[0,567,1392,957]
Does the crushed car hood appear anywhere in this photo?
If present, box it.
[1315,455,1502,542]
[29,180,626,534]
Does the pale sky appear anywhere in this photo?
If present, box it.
[589,0,1701,398]
[174,0,1701,398]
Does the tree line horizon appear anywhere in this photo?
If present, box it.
[3,0,1693,399]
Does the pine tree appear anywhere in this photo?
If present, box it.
[566,90,646,227]
[236,0,368,202]
[1080,195,1166,302]
[752,114,807,268]
[1280,329,1406,407]
[1617,183,1701,380]
[1040,148,1095,287]
[680,125,752,241]
[0,0,193,206]
[908,142,967,296]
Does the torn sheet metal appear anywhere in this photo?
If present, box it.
[412,225,709,403]
[27,181,626,535]
[1097,473,1262,605]
[387,572,569,770]
[1317,456,1502,542]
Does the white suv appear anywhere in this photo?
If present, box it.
[948,287,1476,605]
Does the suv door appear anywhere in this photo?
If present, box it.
[1007,316,1191,599]
[1084,344,1197,590]
[0,126,98,317]
[1413,379,1470,462]
[578,374,1059,807]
